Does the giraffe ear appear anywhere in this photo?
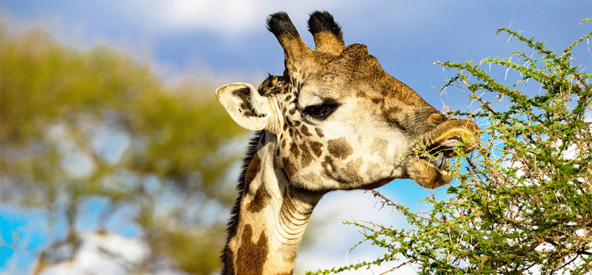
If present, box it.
[216,82,278,132]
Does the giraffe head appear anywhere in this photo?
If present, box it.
[216,11,479,191]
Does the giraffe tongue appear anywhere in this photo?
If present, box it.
[419,138,458,169]
[439,138,459,149]
[419,154,448,170]
[430,154,448,170]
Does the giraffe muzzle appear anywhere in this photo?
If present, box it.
[406,119,480,189]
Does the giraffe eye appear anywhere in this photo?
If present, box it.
[303,102,340,120]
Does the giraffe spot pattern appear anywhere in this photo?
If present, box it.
[300,125,312,136]
[247,183,271,213]
[282,157,297,177]
[237,224,269,275]
[314,127,324,138]
[327,137,353,159]
[342,159,364,183]
[309,141,323,157]
[289,143,300,158]
[371,97,382,104]
[244,153,262,187]
[299,142,313,167]
[245,153,272,213]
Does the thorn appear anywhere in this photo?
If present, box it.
[506,20,514,45]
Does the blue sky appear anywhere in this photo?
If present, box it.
[2,0,592,273]
[7,1,591,93]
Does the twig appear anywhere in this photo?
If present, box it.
[380,259,413,275]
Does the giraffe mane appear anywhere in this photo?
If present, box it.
[221,130,264,273]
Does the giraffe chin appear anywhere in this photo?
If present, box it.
[406,157,454,189]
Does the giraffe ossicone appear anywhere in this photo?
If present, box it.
[216,11,480,274]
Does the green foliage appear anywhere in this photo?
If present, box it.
[312,20,592,274]
[1,23,245,274]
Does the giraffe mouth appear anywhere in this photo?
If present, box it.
[405,138,462,189]
[406,124,480,189]
[418,138,459,170]
[419,137,464,167]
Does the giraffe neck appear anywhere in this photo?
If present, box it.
[222,132,323,275]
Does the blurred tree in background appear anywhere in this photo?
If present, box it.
[1,23,246,274]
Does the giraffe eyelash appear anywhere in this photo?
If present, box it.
[302,101,340,120]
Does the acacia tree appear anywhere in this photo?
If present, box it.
[1,24,245,274]
[312,20,592,274]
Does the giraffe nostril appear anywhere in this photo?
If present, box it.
[428,113,447,125]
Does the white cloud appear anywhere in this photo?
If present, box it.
[125,0,343,35]
[39,233,149,275]
[162,0,261,33]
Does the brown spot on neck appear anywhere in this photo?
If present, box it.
[246,183,271,213]
[327,137,353,159]
[237,224,269,275]
[245,154,262,187]
[222,132,265,274]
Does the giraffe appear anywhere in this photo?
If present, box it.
[215,11,480,274]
